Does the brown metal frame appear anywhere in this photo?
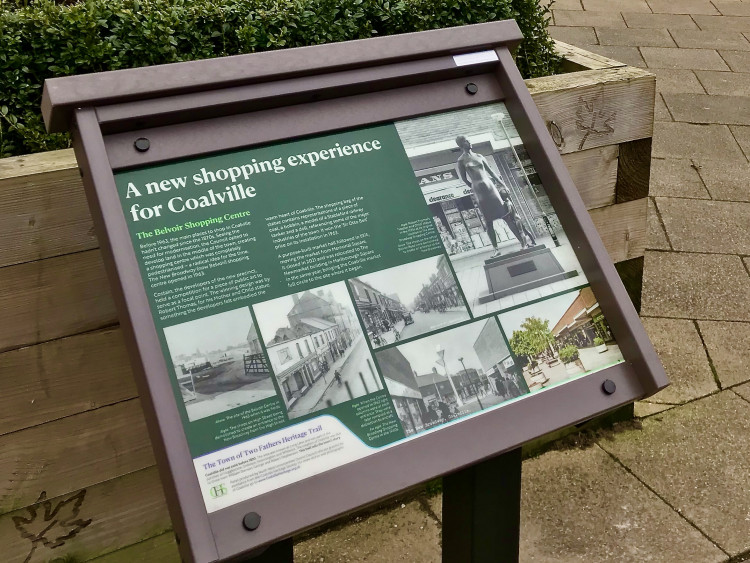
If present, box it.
[44,20,668,563]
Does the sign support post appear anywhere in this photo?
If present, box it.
[443,448,522,562]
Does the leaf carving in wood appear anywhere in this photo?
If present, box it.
[575,91,616,151]
[12,489,93,563]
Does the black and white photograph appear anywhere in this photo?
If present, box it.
[395,102,587,317]
[498,287,624,393]
[348,255,470,349]
[375,318,528,437]
[163,307,277,422]
[252,282,381,419]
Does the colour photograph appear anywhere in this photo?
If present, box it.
[497,287,624,393]
[375,317,528,437]
[252,282,381,419]
[163,307,277,422]
[395,102,587,318]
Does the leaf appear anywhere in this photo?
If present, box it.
[575,90,616,150]
[12,489,93,563]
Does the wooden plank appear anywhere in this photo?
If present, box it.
[526,66,655,155]
[0,249,118,353]
[552,40,626,72]
[616,137,653,203]
[561,144,618,210]
[589,197,648,264]
[89,531,179,562]
[0,399,155,514]
[0,328,137,437]
[0,466,171,563]
[0,149,96,269]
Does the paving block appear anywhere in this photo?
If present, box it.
[692,15,750,31]
[695,70,750,96]
[649,158,710,198]
[654,93,671,121]
[582,0,651,12]
[634,401,675,417]
[578,44,646,67]
[670,29,750,50]
[696,161,750,201]
[554,9,627,27]
[660,196,750,254]
[542,0,583,10]
[549,25,598,46]
[520,446,726,562]
[641,47,729,70]
[599,391,750,556]
[730,125,750,158]
[735,382,750,402]
[698,320,750,388]
[646,0,719,14]
[622,12,700,29]
[642,251,750,321]
[596,27,675,48]
[664,93,750,125]
[719,49,750,72]
[714,1,750,17]
[653,123,745,161]
[647,197,670,250]
[641,317,718,403]
[650,68,706,94]
[293,500,441,563]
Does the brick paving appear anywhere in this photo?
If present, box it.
[294,3,750,560]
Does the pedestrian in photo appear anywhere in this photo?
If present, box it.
[334,369,342,385]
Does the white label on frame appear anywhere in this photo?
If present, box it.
[452,50,499,66]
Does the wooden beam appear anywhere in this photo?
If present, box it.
[90,531,179,563]
[526,66,655,155]
[552,40,626,72]
[589,198,648,264]
[0,466,170,562]
[616,138,653,203]
[0,399,154,514]
[562,145,618,210]
[0,327,137,436]
[0,149,94,269]
[0,249,118,353]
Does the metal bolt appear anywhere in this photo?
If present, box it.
[134,137,150,152]
[602,379,616,395]
[243,512,261,531]
[465,83,478,95]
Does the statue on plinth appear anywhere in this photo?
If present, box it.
[455,135,536,257]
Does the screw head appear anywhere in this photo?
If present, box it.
[134,137,150,152]
[465,83,479,95]
[243,512,261,531]
[602,379,616,395]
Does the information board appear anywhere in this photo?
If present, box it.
[43,20,667,562]
[113,102,624,514]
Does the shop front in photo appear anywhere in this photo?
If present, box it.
[397,105,561,260]
[265,330,322,408]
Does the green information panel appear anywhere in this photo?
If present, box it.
[114,103,625,513]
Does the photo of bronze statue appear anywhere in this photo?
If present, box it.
[455,135,536,257]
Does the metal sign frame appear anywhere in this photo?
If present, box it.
[43,20,668,563]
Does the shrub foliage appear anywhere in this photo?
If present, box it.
[0,0,559,157]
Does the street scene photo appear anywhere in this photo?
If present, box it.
[395,103,587,318]
[498,287,624,393]
[348,255,470,349]
[253,282,381,419]
[375,317,529,437]
[163,307,277,422]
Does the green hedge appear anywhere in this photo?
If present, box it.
[0,0,559,157]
